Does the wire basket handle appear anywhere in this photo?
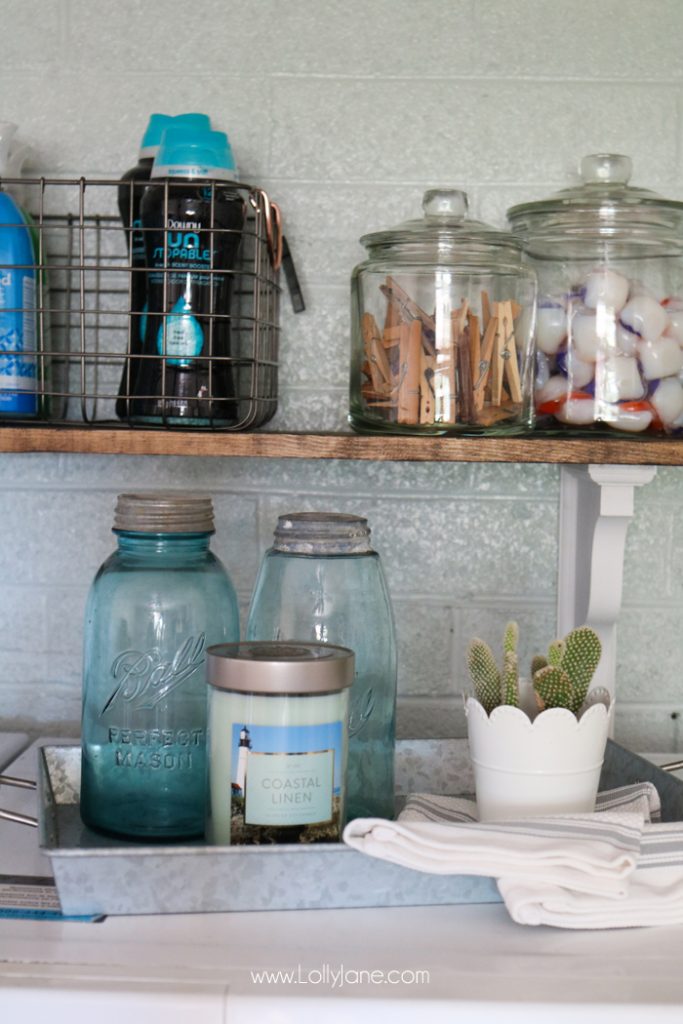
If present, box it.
[251,188,283,271]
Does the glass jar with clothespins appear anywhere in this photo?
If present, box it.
[349,188,537,435]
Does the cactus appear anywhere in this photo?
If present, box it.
[467,621,520,712]
[548,639,565,667]
[531,654,548,676]
[560,626,602,713]
[467,620,602,717]
[533,665,574,711]
[503,621,518,657]
[532,626,602,714]
[467,638,502,714]
[501,650,519,706]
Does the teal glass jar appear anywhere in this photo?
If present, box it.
[246,512,397,821]
[80,492,240,840]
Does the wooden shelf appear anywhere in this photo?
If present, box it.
[2,425,683,464]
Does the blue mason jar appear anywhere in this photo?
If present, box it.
[80,492,240,839]
[246,512,397,820]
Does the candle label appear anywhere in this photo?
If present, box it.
[230,721,343,844]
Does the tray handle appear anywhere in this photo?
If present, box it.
[0,773,38,827]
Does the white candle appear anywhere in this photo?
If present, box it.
[206,642,353,846]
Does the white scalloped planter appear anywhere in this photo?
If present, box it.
[465,696,614,821]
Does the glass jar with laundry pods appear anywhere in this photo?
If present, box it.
[349,188,537,435]
[507,154,683,435]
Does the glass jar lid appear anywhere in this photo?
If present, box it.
[360,188,523,263]
[507,154,683,241]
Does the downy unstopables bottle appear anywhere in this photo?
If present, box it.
[116,112,211,418]
[80,492,240,840]
[130,125,246,424]
[246,513,397,821]
[0,121,38,417]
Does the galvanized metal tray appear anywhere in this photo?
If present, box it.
[36,739,683,917]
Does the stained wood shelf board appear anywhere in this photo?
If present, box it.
[1,426,682,464]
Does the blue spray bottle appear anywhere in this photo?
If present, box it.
[0,121,38,417]
[6,140,54,417]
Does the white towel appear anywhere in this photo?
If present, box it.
[343,785,658,900]
[500,822,683,929]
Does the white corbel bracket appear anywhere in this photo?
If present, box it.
[557,464,657,706]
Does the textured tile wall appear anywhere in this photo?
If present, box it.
[0,0,682,749]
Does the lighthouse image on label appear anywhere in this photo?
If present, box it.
[232,725,251,794]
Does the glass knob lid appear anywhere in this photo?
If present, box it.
[422,188,469,222]
[359,186,522,258]
[580,154,632,187]
[508,152,683,231]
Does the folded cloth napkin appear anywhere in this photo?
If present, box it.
[343,784,659,900]
[500,821,683,929]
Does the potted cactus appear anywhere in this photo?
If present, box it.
[464,622,613,821]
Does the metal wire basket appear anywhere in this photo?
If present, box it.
[0,176,285,430]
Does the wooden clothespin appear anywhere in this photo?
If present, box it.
[397,320,422,423]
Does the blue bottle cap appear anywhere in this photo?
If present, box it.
[151,126,238,182]
[139,113,212,159]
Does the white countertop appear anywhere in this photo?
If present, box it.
[2,737,683,1021]
[4,903,683,1022]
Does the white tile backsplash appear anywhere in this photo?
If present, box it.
[0,0,63,69]
[473,0,683,82]
[270,78,679,186]
[0,72,271,178]
[0,0,682,748]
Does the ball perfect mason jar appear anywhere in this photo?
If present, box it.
[508,154,683,435]
[349,188,537,435]
[80,492,240,840]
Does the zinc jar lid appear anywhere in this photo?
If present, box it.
[273,512,372,554]
[113,491,215,534]
[207,641,355,695]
